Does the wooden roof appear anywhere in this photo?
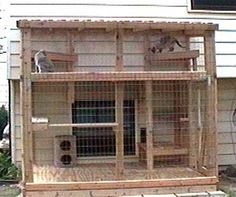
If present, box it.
[17,20,218,31]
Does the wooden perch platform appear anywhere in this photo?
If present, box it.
[31,71,206,82]
[32,117,48,131]
[139,143,188,157]
[32,50,77,62]
[49,123,118,128]
[32,122,118,131]
[151,50,200,61]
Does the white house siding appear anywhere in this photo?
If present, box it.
[0,0,8,105]
[7,0,236,165]
[218,79,236,165]
[32,83,72,164]
[10,80,21,166]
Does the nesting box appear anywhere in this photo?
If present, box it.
[54,135,76,167]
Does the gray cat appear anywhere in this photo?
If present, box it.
[149,35,186,53]
[34,50,55,73]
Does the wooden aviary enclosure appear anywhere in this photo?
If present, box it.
[18,20,218,197]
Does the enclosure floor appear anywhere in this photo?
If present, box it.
[33,162,204,183]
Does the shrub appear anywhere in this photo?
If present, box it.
[0,152,21,180]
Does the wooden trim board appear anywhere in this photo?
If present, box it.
[17,20,218,31]
[24,176,218,191]
[31,71,206,82]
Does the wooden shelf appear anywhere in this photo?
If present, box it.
[150,50,200,62]
[32,121,118,131]
[49,123,118,128]
[32,117,48,131]
[31,71,206,82]
[32,50,77,62]
[139,143,188,157]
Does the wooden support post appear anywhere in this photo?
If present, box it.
[20,28,33,182]
[204,31,218,176]
[115,28,124,179]
[116,28,123,72]
[115,83,124,180]
[188,82,197,169]
[185,36,197,168]
[144,33,151,71]
[67,30,75,135]
[67,30,75,104]
[145,81,153,171]
[174,82,181,147]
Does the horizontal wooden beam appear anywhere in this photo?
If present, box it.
[25,177,218,192]
[17,20,218,32]
[150,50,199,61]
[49,123,118,128]
[31,71,206,82]
[32,50,77,62]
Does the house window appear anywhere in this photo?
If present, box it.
[72,100,135,157]
[191,0,236,11]
[232,107,236,127]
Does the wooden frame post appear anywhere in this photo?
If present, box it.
[67,30,75,104]
[204,31,218,176]
[115,28,123,72]
[185,35,197,169]
[188,82,197,169]
[115,83,124,179]
[144,33,150,71]
[20,28,33,182]
[115,28,124,179]
[145,80,153,171]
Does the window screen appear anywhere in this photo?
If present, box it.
[191,0,236,11]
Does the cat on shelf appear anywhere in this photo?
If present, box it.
[149,35,186,53]
[34,49,55,73]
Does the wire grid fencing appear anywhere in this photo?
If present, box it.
[30,81,213,182]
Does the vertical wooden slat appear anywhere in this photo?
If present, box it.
[115,28,124,179]
[188,82,197,169]
[146,80,153,171]
[204,31,218,176]
[144,32,153,171]
[116,28,123,72]
[174,82,181,147]
[115,83,124,179]
[144,33,150,71]
[185,36,197,168]
[67,30,76,135]
[20,28,33,182]
[67,30,75,104]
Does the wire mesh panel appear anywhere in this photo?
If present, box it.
[30,79,215,182]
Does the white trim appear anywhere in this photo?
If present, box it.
[10,80,16,164]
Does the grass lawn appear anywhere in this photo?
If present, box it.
[0,184,20,197]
